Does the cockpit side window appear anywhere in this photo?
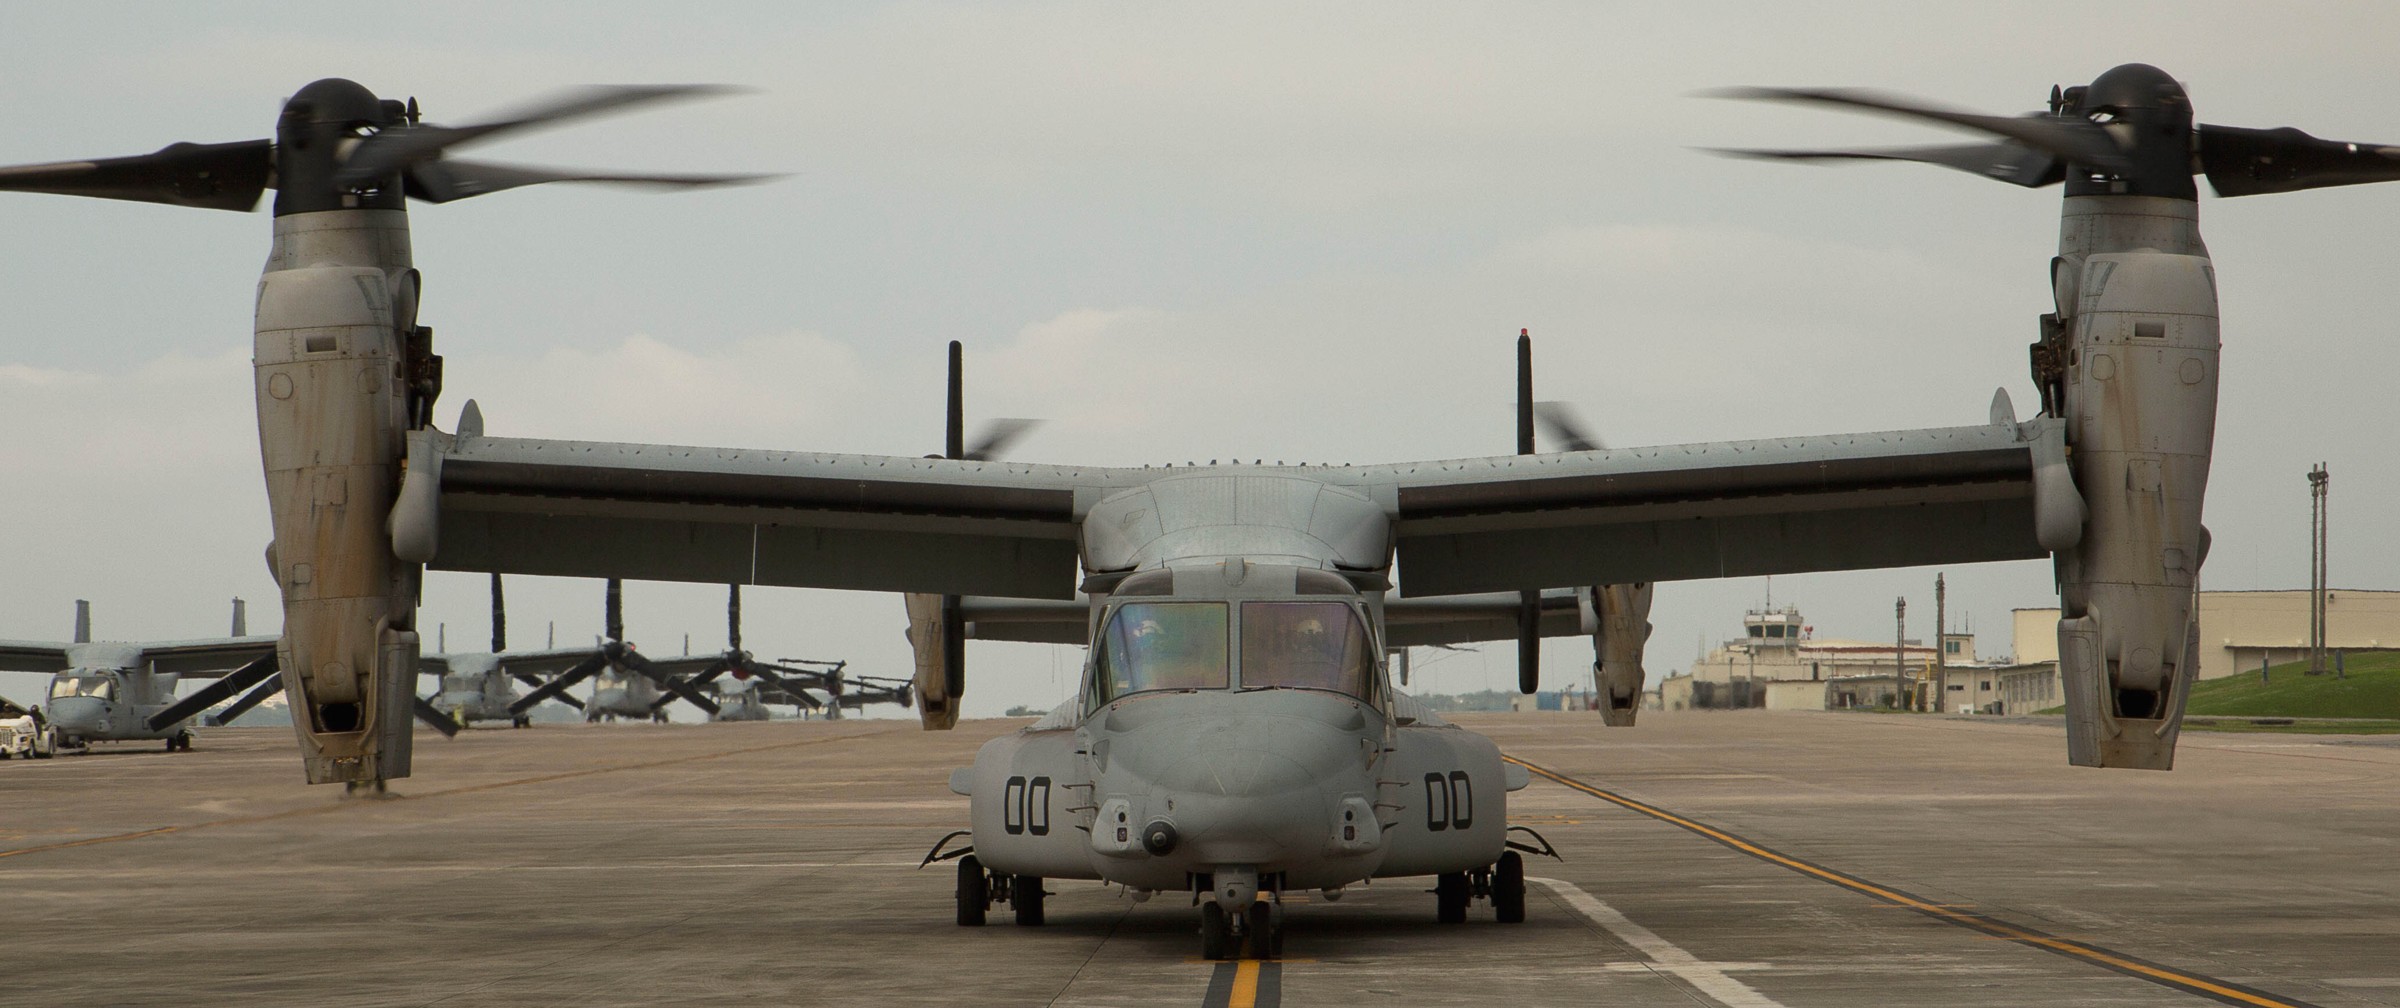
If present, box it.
[1091,601,1229,704]
[1239,601,1373,699]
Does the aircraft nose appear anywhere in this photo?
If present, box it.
[46,697,104,732]
[1103,699,1376,865]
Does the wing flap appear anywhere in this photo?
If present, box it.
[1381,424,2052,596]
[428,436,1097,599]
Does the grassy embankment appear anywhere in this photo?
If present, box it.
[2029,653,2400,732]
[2173,653,2400,732]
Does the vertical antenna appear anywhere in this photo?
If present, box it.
[1894,596,1908,710]
[1934,573,1948,703]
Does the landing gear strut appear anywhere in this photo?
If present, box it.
[1198,894,1284,960]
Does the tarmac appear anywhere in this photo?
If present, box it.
[2,709,2395,1008]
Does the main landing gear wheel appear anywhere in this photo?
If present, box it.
[956,855,989,926]
[1493,851,1527,923]
[1199,902,1232,960]
[1435,872,1470,924]
[1013,875,1046,926]
[166,730,193,752]
[1246,901,1282,959]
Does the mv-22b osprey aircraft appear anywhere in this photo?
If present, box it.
[6,64,2395,958]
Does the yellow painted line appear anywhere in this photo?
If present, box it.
[0,729,897,861]
[1505,755,2324,1008]
[1229,960,1261,1007]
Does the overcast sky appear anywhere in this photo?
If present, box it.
[6,2,2397,717]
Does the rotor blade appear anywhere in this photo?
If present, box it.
[605,578,624,644]
[1711,87,2130,174]
[209,674,288,727]
[511,672,586,709]
[743,665,823,709]
[649,659,732,713]
[145,652,280,731]
[1706,140,2064,188]
[614,647,721,715]
[961,418,1041,462]
[727,584,742,655]
[2198,123,2400,197]
[336,84,742,187]
[490,573,507,653]
[1531,401,1606,453]
[507,653,607,715]
[413,695,462,738]
[403,158,776,204]
[0,139,272,212]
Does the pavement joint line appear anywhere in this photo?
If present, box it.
[1531,876,1788,1008]
[1505,754,2329,1008]
[0,727,899,861]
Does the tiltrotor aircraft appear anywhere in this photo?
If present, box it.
[5,64,2394,957]
[0,599,274,753]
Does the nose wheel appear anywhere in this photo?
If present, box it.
[1435,851,1528,924]
[1198,899,1283,960]
[950,854,1047,928]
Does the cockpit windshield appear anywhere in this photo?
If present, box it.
[1092,601,1228,702]
[50,675,115,700]
[1240,601,1373,699]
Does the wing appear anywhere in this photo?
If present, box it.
[957,596,1091,645]
[1384,589,1587,647]
[1350,413,2067,596]
[133,636,282,677]
[406,431,1131,599]
[0,640,71,674]
[494,647,625,680]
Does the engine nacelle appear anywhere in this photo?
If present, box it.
[1585,583,1652,725]
[254,211,424,785]
[2045,197,2218,770]
[904,592,964,730]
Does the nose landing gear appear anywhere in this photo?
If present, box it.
[1435,850,1528,924]
[945,851,1047,928]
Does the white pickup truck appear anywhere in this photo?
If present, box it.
[1,697,54,759]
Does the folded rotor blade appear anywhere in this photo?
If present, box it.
[337,84,741,188]
[743,666,823,709]
[1531,401,1606,453]
[1712,87,2130,174]
[614,647,721,716]
[508,653,608,715]
[403,158,775,204]
[413,696,463,738]
[1707,140,2064,188]
[210,674,289,727]
[146,652,280,731]
[511,672,586,709]
[0,139,272,212]
[962,418,1042,462]
[2198,123,2400,197]
[648,658,734,713]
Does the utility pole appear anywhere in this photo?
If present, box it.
[1894,596,1908,710]
[2309,463,2330,675]
[1934,573,1948,712]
